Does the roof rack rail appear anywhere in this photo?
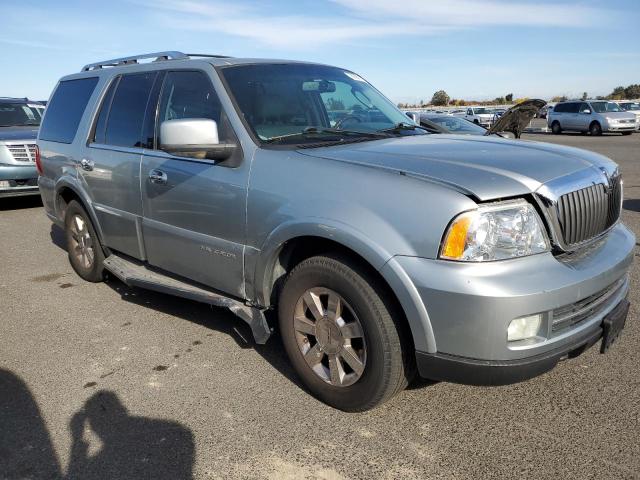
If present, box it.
[82,51,233,72]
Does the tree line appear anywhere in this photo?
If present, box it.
[399,84,639,109]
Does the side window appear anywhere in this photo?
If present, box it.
[566,103,580,113]
[467,109,472,115]
[157,70,234,147]
[104,72,157,148]
[92,77,119,144]
[39,77,98,143]
[579,103,591,113]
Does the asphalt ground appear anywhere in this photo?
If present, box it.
[1,130,639,480]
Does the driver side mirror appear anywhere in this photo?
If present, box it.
[160,119,236,162]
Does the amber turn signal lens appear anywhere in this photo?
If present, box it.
[441,214,472,260]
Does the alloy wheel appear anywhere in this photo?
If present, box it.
[69,214,94,269]
[293,287,367,387]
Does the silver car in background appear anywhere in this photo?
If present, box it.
[0,98,44,197]
[548,100,637,135]
[618,101,640,130]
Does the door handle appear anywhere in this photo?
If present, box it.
[148,169,168,185]
[79,158,94,171]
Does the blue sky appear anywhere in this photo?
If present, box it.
[1,0,638,103]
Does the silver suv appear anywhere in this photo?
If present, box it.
[37,52,634,411]
[0,98,44,197]
[548,100,637,135]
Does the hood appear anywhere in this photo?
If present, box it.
[0,126,39,142]
[297,134,617,201]
[486,99,546,136]
[602,111,636,120]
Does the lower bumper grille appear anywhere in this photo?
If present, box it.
[552,277,626,333]
[7,144,37,163]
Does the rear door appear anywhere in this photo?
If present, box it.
[140,69,247,297]
[81,72,159,259]
[577,102,592,131]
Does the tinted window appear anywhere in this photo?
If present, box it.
[566,103,580,113]
[0,103,43,127]
[157,70,233,145]
[105,72,157,148]
[579,103,591,113]
[39,77,98,143]
[92,77,119,144]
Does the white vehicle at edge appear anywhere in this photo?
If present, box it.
[463,107,494,127]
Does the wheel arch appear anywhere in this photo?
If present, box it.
[253,222,436,353]
[54,177,106,245]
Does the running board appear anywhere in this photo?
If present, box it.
[103,254,271,344]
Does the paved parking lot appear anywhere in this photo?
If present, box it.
[2,132,639,479]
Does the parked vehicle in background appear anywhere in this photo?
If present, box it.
[618,101,640,130]
[548,100,637,135]
[38,51,633,411]
[464,107,494,127]
[0,98,43,197]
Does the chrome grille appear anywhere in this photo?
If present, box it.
[7,143,37,163]
[556,176,621,246]
[552,277,625,333]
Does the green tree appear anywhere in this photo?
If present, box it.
[609,86,625,100]
[505,93,513,102]
[581,92,588,101]
[431,90,450,106]
[624,84,640,99]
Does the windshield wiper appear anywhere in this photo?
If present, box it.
[264,127,390,144]
[377,122,430,134]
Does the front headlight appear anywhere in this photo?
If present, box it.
[440,199,550,261]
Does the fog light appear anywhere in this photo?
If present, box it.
[0,180,10,189]
[508,314,542,342]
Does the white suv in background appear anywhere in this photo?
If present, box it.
[463,107,494,127]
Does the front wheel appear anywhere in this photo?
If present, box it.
[64,200,105,282]
[589,121,602,136]
[278,255,413,411]
[622,131,633,136]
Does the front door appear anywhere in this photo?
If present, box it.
[80,72,159,259]
[140,69,248,297]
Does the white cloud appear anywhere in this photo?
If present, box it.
[141,0,611,49]
[331,0,607,27]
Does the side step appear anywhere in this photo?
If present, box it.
[103,254,271,344]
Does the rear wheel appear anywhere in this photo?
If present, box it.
[589,121,602,136]
[64,200,105,282]
[551,121,562,134]
[278,255,413,411]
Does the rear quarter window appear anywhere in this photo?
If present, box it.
[39,77,98,143]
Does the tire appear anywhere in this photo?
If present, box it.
[473,119,479,125]
[589,122,602,136]
[64,200,105,282]
[278,255,414,411]
[622,131,632,136]
[551,121,562,134]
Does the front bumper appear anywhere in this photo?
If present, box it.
[0,164,39,197]
[392,223,634,380]
[604,123,636,132]
[416,299,628,385]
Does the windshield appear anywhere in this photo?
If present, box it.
[621,103,640,111]
[0,103,43,127]
[425,115,486,135]
[591,101,623,113]
[221,64,421,145]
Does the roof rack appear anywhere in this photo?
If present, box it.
[81,51,232,72]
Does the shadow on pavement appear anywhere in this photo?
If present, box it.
[623,199,640,213]
[50,224,67,251]
[0,369,195,480]
[104,279,301,388]
[0,195,42,211]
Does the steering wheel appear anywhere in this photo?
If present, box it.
[334,115,362,129]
